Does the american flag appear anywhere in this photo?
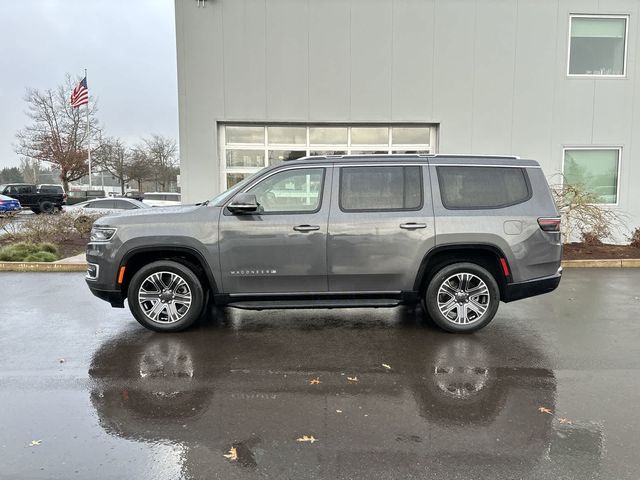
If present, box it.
[70,77,89,108]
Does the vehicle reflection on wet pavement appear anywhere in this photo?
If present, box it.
[1,269,639,479]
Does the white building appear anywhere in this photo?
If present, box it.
[175,0,639,231]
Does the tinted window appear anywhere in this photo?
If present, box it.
[114,200,137,210]
[340,166,422,211]
[248,168,324,213]
[437,166,531,209]
[85,200,114,209]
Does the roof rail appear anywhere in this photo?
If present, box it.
[431,153,521,159]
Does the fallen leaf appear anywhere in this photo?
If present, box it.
[223,446,238,461]
[28,440,42,447]
[296,435,318,444]
[58,359,65,363]
[558,418,572,424]
[336,409,342,413]
[382,364,391,370]
[309,377,321,385]
[347,376,358,382]
[538,406,553,415]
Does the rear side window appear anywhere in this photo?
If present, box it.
[437,166,531,209]
[340,166,422,211]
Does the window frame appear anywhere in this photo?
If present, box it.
[338,165,424,213]
[561,146,622,206]
[436,165,533,211]
[567,14,630,78]
[224,165,327,216]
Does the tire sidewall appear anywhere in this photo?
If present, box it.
[128,260,205,332]
[425,262,500,333]
[40,201,54,214]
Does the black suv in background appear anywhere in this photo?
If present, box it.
[0,183,65,213]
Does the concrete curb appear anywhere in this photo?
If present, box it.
[562,259,640,268]
[0,262,86,272]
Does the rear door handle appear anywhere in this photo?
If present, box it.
[400,222,427,230]
[293,224,321,232]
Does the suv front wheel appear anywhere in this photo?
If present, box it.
[425,262,500,333]
[128,260,205,332]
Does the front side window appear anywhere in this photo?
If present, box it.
[437,166,531,209]
[569,15,628,76]
[248,168,324,214]
[340,166,422,211]
[563,148,620,204]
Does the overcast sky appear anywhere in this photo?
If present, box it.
[0,0,178,168]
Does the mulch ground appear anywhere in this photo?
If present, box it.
[0,236,87,260]
[563,242,640,260]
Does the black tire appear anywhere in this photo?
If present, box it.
[424,262,500,333]
[128,260,205,332]
[39,201,55,214]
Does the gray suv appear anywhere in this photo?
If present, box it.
[86,155,562,333]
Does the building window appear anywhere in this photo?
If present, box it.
[568,15,628,77]
[220,124,436,189]
[563,148,620,205]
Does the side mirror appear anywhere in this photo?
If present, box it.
[227,193,259,214]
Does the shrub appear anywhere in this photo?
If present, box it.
[0,242,59,262]
[629,228,640,248]
[24,251,58,262]
[550,177,627,244]
[0,212,104,244]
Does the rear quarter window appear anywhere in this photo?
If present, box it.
[437,166,531,209]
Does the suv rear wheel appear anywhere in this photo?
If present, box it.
[425,262,499,333]
[128,260,205,332]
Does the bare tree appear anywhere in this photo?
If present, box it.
[126,147,153,192]
[140,134,178,191]
[15,75,99,192]
[93,137,130,195]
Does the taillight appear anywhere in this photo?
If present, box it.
[538,217,561,232]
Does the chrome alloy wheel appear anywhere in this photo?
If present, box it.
[436,273,490,325]
[138,271,192,324]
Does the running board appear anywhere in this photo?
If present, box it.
[227,298,401,310]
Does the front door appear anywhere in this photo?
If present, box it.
[219,166,332,294]
[328,163,435,292]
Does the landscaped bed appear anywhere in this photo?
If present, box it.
[563,242,640,260]
[0,212,101,262]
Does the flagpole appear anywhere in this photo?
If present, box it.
[85,68,92,188]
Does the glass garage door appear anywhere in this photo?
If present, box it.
[220,124,437,189]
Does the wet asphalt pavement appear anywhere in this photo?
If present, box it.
[1,269,640,479]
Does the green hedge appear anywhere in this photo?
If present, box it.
[0,242,59,262]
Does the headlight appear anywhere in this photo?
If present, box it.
[90,226,117,242]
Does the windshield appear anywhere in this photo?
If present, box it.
[210,170,264,206]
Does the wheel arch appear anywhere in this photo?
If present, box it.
[118,246,218,300]
[414,244,511,298]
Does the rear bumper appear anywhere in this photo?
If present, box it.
[502,268,562,303]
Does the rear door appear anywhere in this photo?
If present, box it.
[327,162,436,292]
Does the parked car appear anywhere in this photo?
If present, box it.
[0,183,65,214]
[37,184,67,205]
[66,197,150,233]
[142,192,182,207]
[85,154,562,333]
[122,191,144,201]
[66,190,107,205]
[0,194,21,215]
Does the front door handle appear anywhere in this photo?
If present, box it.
[400,222,427,230]
[293,224,320,232]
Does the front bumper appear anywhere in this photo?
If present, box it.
[502,268,562,303]
[87,284,125,308]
